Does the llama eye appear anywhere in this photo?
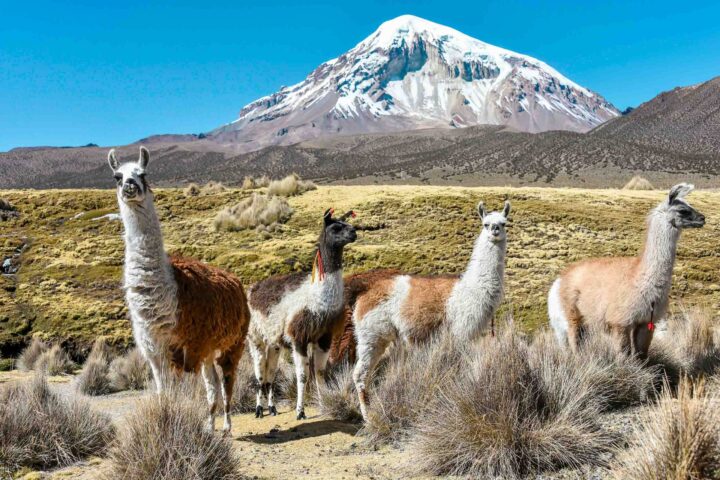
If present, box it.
[483,223,489,228]
[114,175,122,184]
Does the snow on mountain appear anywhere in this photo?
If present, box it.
[211,15,619,149]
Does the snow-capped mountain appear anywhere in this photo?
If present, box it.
[212,15,619,148]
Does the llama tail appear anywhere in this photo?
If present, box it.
[548,278,569,346]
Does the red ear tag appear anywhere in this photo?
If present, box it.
[647,322,654,331]
[330,208,335,216]
[351,211,357,218]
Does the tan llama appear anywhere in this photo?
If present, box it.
[548,183,705,358]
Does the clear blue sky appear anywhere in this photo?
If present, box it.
[2,1,719,151]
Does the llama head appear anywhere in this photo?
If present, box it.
[320,208,357,249]
[477,200,511,242]
[663,183,705,229]
[108,147,151,205]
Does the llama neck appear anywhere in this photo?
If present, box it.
[308,244,345,313]
[118,193,174,290]
[636,210,680,300]
[461,231,507,286]
[447,231,507,339]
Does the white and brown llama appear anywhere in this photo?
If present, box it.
[109,147,251,432]
[247,209,357,419]
[548,183,705,359]
[345,200,510,420]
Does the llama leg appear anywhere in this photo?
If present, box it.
[201,359,220,431]
[146,352,166,394]
[292,342,310,420]
[265,345,282,416]
[249,341,267,418]
[634,325,654,360]
[218,342,245,434]
[314,332,333,392]
[353,337,389,421]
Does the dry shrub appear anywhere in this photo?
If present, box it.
[202,181,226,194]
[76,339,115,395]
[573,327,657,407]
[255,175,270,187]
[184,183,200,197]
[613,379,720,480]
[623,175,654,190]
[407,329,617,478]
[36,344,75,375]
[361,331,464,444]
[267,174,317,197]
[652,309,720,380]
[213,193,293,232]
[0,375,115,473]
[17,337,48,371]
[241,176,256,190]
[106,388,242,480]
[76,357,112,395]
[317,362,362,423]
[109,348,150,391]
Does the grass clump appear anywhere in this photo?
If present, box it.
[267,174,317,197]
[76,339,115,395]
[0,376,115,473]
[241,176,256,190]
[317,362,363,423]
[613,379,720,480]
[406,329,617,478]
[108,348,150,391]
[183,183,200,197]
[106,389,242,480]
[652,309,720,380]
[35,344,75,375]
[17,337,48,371]
[362,331,463,444]
[214,193,293,232]
[572,328,657,408]
[623,175,654,190]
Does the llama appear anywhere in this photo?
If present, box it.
[247,209,357,419]
[109,147,251,432]
[348,201,510,420]
[548,183,705,358]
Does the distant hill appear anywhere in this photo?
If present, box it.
[1,76,718,189]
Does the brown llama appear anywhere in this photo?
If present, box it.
[247,209,357,419]
[548,183,705,359]
[109,147,251,432]
[346,201,510,420]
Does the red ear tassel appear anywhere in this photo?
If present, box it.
[329,208,335,216]
[647,322,654,331]
[350,210,356,218]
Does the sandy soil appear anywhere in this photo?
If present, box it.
[2,371,409,480]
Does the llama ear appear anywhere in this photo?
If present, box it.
[138,146,150,170]
[108,149,119,171]
[668,183,694,203]
[323,208,334,225]
[502,200,511,218]
[477,202,486,219]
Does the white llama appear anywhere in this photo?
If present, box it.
[346,200,510,420]
[109,147,251,432]
[548,184,705,358]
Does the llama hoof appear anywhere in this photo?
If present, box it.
[296,410,306,420]
[269,405,278,416]
[255,406,264,418]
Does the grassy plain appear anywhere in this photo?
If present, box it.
[0,185,718,355]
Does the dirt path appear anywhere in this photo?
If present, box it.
[3,371,408,480]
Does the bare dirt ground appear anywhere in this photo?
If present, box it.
[1,371,408,480]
